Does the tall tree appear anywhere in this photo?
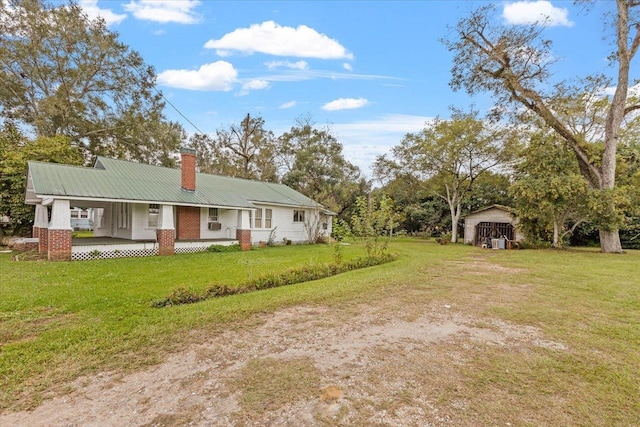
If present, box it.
[374,109,507,242]
[510,131,588,248]
[279,118,367,216]
[444,1,639,253]
[0,121,83,235]
[193,114,278,181]
[0,0,182,162]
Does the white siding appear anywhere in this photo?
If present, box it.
[82,201,334,245]
[93,205,111,237]
[200,208,237,239]
[250,205,332,244]
[131,203,157,240]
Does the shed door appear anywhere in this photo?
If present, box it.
[474,222,514,246]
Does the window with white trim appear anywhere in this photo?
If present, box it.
[148,204,159,228]
[208,207,219,222]
[255,208,262,228]
[70,210,79,219]
[293,209,305,223]
[265,209,272,228]
[207,208,221,231]
[80,210,88,219]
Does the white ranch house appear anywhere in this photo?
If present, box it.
[24,148,333,260]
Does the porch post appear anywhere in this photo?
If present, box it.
[157,204,175,256]
[236,210,251,251]
[33,204,49,254]
[48,199,72,261]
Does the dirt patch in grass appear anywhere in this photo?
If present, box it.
[0,300,569,426]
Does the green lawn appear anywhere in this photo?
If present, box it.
[1,240,639,424]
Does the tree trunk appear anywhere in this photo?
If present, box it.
[596,0,633,254]
[599,229,623,253]
[552,221,560,248]
[450,204,461,243]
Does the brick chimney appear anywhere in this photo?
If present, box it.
[180,147,196,192]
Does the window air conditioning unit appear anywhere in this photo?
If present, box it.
[208,222,222,231]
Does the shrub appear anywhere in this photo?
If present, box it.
[153,253,398,307]
[207,244,241,253]
[152,287,203,307]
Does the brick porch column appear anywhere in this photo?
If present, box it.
[236,210,251,251]
[33,204,49,254]
[48,200,72,261]
[157,204,175,256]
[39,230,49,254]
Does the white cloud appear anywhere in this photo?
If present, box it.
[503,1,574,27]
[601,82,640,97]
[247,70,399,85]
[242,80,270,91]
[343,63,353,71]
[124,0,201,24]
[331,114,433,175]
[204,21,353,59]
[264,60,309,70]
[279,101,297,109]
[239,79,271,95]
[157,61,238,91]
[321,97,369,111]
[79,0,126,25]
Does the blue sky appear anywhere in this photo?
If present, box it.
[76,0,633,175]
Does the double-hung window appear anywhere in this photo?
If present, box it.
[265,209,272,228]
[255,208,262,228]
[293,209,305,223]
[148,204,159,228]
[254,208,273,228]
[207,208,221,231]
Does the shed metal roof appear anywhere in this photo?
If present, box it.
[27,156,324,210]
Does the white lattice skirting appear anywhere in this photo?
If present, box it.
[71,240,239,260]
[174,240,238,254]
[72,242,158,260]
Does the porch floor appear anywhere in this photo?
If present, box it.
[72,237,237,246]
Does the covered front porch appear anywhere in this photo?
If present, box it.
[28,198,252,261]
[71,236,239,261]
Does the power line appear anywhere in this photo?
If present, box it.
[156,90,206,135]
[129,63,208,136]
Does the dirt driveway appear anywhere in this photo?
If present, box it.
[1,292,566,426]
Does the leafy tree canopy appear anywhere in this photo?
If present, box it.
[0,121,83,235]
[443,0,639,252]
[280,117,368,216]
[374,108,512,242]
[0,0,184,163]
[190,114,278,181]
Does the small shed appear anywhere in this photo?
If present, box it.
[463,205,525,246]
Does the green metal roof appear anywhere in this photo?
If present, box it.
[27,156,324,210]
